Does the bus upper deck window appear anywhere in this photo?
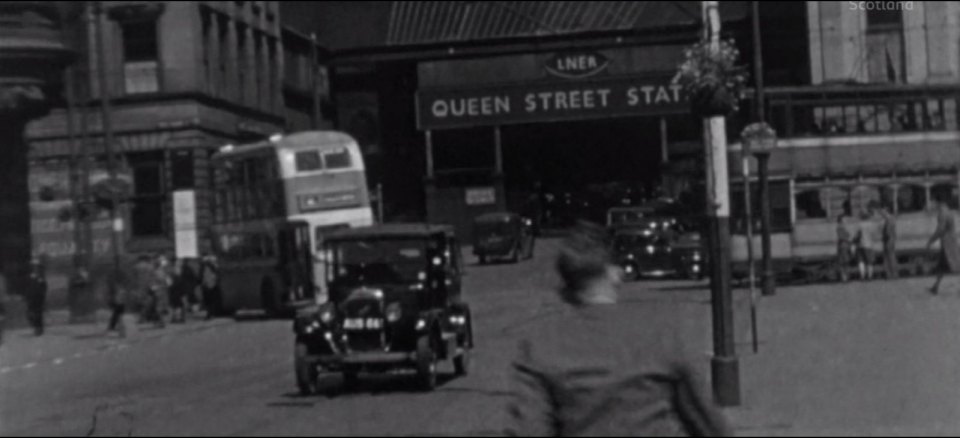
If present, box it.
[295,151,322,172]
[324,148,352,169]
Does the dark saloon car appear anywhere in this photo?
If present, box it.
[612,224,706,281]
[613,227,677,281]
[293,225,473,394]
[473,212,535,264]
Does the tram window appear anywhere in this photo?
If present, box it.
[851,186,881,216]
[897,185,927,213]
[824,187,852,218]
[796,189,828,220]
[932,183,960,209]
[295,151,322,172]
[323,148,352,169]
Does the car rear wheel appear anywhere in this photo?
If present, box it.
[509,246,520,264]
[478,255,487,265]
[416,335,438,391]
[294,342,318,396]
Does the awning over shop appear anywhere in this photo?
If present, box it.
[283,1,749,53]
[387,1,747,46]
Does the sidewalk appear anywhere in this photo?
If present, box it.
[720,277,960,436]
[1,309,234,371]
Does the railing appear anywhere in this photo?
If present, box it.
[743,84,960,138]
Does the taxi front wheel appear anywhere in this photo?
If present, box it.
[294,342,318,396]
[416,335,438,391]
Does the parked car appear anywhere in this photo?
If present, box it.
[293,224,473,394]
[473,212,535,264]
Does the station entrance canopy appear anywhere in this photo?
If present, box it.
[416,75,686,130]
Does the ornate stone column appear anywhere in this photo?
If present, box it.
[0,2,73,292]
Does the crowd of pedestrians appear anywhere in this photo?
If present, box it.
[836,201,899,282]
[107,254,222,338]
[835,197,960,295]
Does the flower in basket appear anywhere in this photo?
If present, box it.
[673,39,749,117]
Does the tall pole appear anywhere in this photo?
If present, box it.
[743,156,758,353]
[703,0,740,407]
[65,66,83,271]
[95,1,122,274]
[79,4,93,272]
[310,33,321,130]
[752,0,775,296]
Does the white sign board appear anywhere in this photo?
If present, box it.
[465,187,496,206]
[173,190,197,230]
[173,190,198,258]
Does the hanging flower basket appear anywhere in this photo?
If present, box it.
[674,39,748,117]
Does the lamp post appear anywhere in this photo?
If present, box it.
[742,123,778,296]
[701,0,740,407]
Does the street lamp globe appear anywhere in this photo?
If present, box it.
[741,122,778,157]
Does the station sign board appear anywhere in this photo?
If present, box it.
[416,74,687,130]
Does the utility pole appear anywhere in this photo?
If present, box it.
[65,65,82,271]
[94,0,122,274]
[310,32,321,130]
[752,0,775,296]
[702,0,740,407]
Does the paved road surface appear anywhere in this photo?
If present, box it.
[3,238,960,436]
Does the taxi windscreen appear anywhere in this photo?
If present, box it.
[328,239,428,285]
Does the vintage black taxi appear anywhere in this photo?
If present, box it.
[611,220,705,281]
[293,224,473,394]
[472,212,536,264]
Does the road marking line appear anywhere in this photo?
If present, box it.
[22,363,36,369]
[0,367,12,374]
[53,358,64,365]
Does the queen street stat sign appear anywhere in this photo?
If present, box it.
[416,75,687,130]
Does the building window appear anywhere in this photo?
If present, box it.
[217,14,230,98]
[237,23,247,103]
[129,151,167,237]
[866,9,905,83]
[121,19,160,94]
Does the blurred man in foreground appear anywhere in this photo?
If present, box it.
[507,222,731,437]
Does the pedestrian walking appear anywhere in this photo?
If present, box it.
[880,203,898,280]
[199,255,222,319]
[855,205,882,281]
[147,255,173,328]
[506,222,731,437]
[169,259,199,323]
[25,256,47,336]
[107,260,139,338]
[927,199,960,295]
[836,213,854,282]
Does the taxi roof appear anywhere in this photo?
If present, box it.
[325,224,456,241]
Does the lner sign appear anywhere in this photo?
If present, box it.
[416,75,687,130]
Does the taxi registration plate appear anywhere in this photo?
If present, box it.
[344,318,384,330]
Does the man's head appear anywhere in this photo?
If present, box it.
[556,221,621,305]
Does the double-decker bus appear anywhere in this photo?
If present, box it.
[211,131,374,315]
